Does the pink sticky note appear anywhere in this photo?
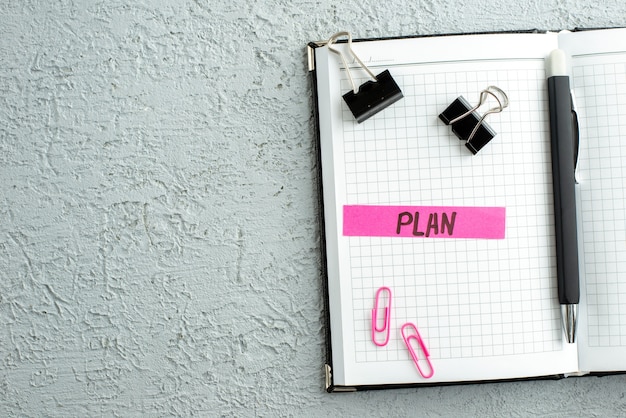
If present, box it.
[343,205,505,239]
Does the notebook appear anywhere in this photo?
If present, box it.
[307,27,626,391]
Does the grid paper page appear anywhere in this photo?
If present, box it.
[342,60,564,367]
[315,33,581,387]
[572,50,626,367]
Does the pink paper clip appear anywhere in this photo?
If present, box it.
[371,286,392,346]
[401,322,434,379]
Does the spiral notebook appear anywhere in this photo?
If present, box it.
[307,27,626,391]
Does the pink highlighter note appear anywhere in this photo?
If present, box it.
[343,205,505,239]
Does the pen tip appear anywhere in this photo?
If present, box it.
[562,304,578,344]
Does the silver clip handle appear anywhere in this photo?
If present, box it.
[326,31,377,93]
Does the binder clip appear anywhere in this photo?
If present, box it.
[439,86,509,154]
[371,286,392,347]
[327,31,403,123]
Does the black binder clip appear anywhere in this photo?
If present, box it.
[327,31,403,123]
[439,86,509,154]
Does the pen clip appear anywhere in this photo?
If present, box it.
[571,91,580,184]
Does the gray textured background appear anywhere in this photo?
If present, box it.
[2,0,626,416]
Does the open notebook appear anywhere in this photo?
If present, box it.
[308,28,626,391]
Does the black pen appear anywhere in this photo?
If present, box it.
[546,49,580,344]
